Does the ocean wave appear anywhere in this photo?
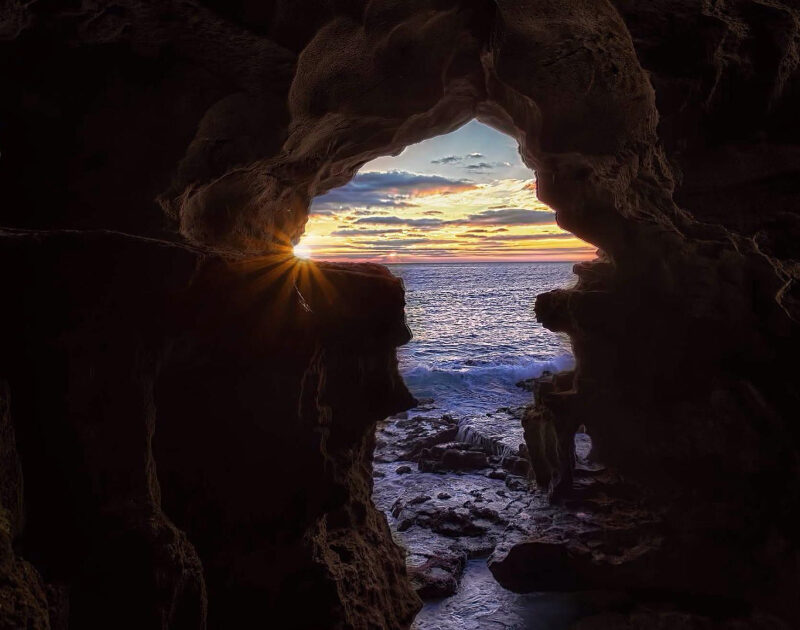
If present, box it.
[401,353,574,397]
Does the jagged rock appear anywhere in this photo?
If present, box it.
[515,378,536,392]
[2,0,800,626]
[376,415,458,463]
[441,449,490,471]
[430,509,489,538]
[407,552,467,600]
[505,476,529,492]
[501,456,530,477]
[0,231,420,629]
[403,426,460,460]
[489,474,663,594]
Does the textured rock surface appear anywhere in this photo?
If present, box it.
[1,0,799,627]
[373,407,533,602]
[0,230,419,628]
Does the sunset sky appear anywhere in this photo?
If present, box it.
[296,120,595,263]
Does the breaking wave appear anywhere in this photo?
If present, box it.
[401,353,574,407]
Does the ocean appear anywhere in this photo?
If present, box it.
[392,261,575,418]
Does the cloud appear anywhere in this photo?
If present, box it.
[354,216,446,228]
[457,231,571,242]
[349,208,555,230]
[359,238,458,248]
[464,161,512,172]
[330,228,404,236]
[423,210,444,215]
[311,170,475,213]
[349,209,392,216]
[429,153,486,164]
[465,208,554,225]
[480,232,574,242]
[465,162,495,171]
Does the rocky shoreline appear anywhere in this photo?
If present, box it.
[377,373,793,630]
[373,398,535,601]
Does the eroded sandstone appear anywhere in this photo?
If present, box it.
[1,0,799,627]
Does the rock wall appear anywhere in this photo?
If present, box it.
[1,0,799,627]
[530,1,800,620]
[0,230,419,628]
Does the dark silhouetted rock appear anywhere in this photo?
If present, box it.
[2,0,800,626]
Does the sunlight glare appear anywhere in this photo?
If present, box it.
[293,242,312,259]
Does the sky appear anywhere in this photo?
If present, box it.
[295,120,595,263]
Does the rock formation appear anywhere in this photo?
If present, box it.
[1,0,799,628]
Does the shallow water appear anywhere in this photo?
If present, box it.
[414,560,592,630]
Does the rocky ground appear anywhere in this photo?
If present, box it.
[374,407,619,605]
[373,389,607,604]
[373,398,537,600]
[376,397,793,629]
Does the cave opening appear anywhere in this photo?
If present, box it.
[3,2,798,628]
[297,119,595,615]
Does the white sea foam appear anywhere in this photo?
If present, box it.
[402,353,573,390]
[401,353,573,412]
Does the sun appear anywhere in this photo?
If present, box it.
[293,242,312,259]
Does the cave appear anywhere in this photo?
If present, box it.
[299,121,589,615]
[1,2,799,629]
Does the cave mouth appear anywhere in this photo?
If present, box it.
[299,120,594,609]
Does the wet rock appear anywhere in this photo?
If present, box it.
[505,476,528,492]
[409,565,459,599]
[430,509,489,538]
[437,492,452,500]
[515,378,536,392]
[396,465,413,474]
[487,469,508,480]
[413,398,436,412]
[407,552,468,600]
[418,441,492,473]
[376,414,458,463]
[403,426,459,459]
[496,406,528,420]
[501,455,530,477]
[441,449,489,471]
[489,475,663,594]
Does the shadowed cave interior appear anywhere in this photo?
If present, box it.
[1,1,800,629]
